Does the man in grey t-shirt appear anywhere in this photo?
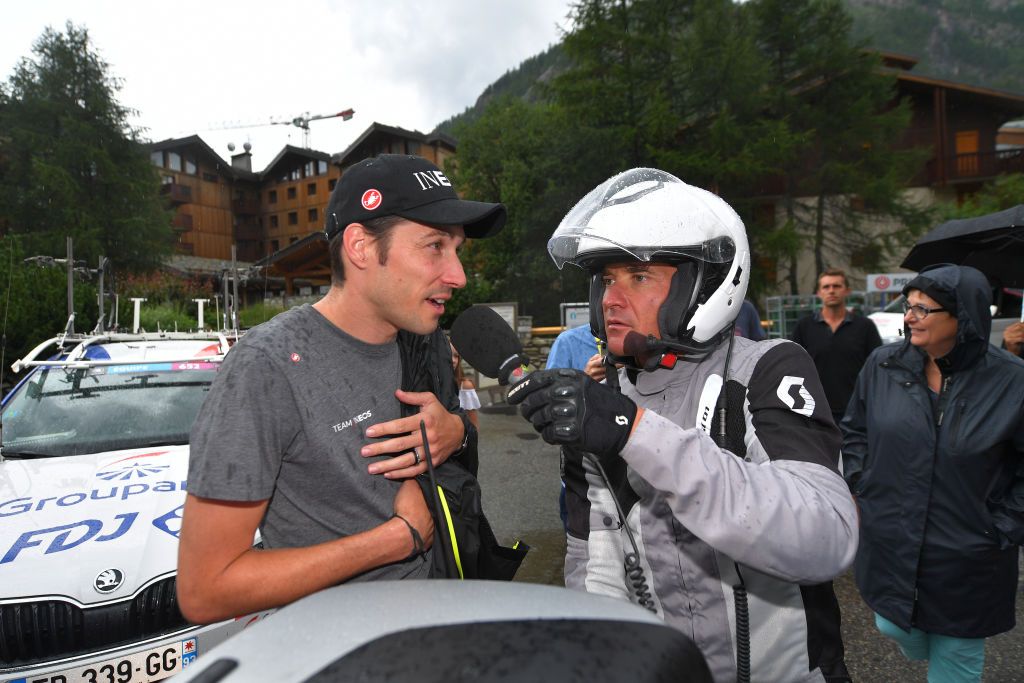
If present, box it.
[177,154,506,624]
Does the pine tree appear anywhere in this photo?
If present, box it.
[450,0,933,307]
[0,23,172,273]
[552,0,698,170]
[447,97,595,325]
[748,0,932,291]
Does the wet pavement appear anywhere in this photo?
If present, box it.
[474,406,1024,682]
[475,405,566,586]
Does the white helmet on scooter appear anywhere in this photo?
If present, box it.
[549,168,750,361]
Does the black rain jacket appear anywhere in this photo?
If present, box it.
[841,264,1024,637]
[397,328,477,474]
[396,328,527,581]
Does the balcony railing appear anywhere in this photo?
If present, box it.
[171,213,193,232]
[232,198,261,215]
[160,183,192,204]
[234,222,261,241]
[927,148,1024,184]
[235,243,262,263]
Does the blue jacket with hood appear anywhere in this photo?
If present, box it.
[842,264,1024,637]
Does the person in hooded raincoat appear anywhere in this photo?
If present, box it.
[842,263,1024,682]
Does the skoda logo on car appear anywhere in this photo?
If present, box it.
[95,568,124,594]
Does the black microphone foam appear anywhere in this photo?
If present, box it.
[623,331,650,359]
[450,305,528,385]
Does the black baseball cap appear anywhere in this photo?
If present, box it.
[324,154,506,239]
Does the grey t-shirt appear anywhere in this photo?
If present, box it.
[188,304,430,581]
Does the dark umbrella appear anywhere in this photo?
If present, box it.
[901,204,1024,288]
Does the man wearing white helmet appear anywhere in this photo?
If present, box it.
[508,169,858,682]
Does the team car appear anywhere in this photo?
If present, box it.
[0,331,266,683]
[171,580,712,683]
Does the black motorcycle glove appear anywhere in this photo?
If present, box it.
[506,368,638,460]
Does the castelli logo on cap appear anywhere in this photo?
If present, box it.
[361,189,382,211]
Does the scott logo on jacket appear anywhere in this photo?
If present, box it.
[777,376,815,417]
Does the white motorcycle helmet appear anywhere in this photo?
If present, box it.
[549,168,750,362]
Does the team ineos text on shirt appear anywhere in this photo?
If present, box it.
[332,410,372,433]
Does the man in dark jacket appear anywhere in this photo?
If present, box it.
[791,268,882,423]
[842,263,1024,682]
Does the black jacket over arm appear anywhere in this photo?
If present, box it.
[398,328,478,475]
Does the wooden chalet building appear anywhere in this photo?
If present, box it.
[148,137,339,264]
[148,135,254,261]
[882,53,1024,194]
[148,123,456,297]
[762,52,1024,292]
[251,123,457,295]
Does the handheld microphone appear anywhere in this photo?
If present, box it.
[450,306,529,385]
[453,305,657,614]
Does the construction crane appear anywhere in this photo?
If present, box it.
[206,108,355,149]
[270,109,355,148]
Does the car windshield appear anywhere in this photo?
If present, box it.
[1,361,218,457]
[882,295,906,313]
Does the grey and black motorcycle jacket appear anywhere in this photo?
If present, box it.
[563,337,858,683]
[842,264,1024,638]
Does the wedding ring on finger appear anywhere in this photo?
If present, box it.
[413,448,422,465]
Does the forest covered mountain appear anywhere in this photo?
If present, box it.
[435,0,1024,134]
[845,0,1024,94]
[434,45,567,135]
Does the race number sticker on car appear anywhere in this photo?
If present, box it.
[104,362,219,375]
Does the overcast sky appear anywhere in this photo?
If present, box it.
[2,1,575,169]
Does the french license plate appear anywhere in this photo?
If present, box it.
[18,637,198,683]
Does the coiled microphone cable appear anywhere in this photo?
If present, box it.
[712,330,751,683]
[733,563,750,683]
[583,450,657,613]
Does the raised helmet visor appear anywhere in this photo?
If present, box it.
[548,168,742,271]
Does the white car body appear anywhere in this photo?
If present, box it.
[867,311,905,345]
[0,334,268,683]
[172,581,712,683]
[869,297,1019,347]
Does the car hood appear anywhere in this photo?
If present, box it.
[0,445,189,606]
[868,311,905,345]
